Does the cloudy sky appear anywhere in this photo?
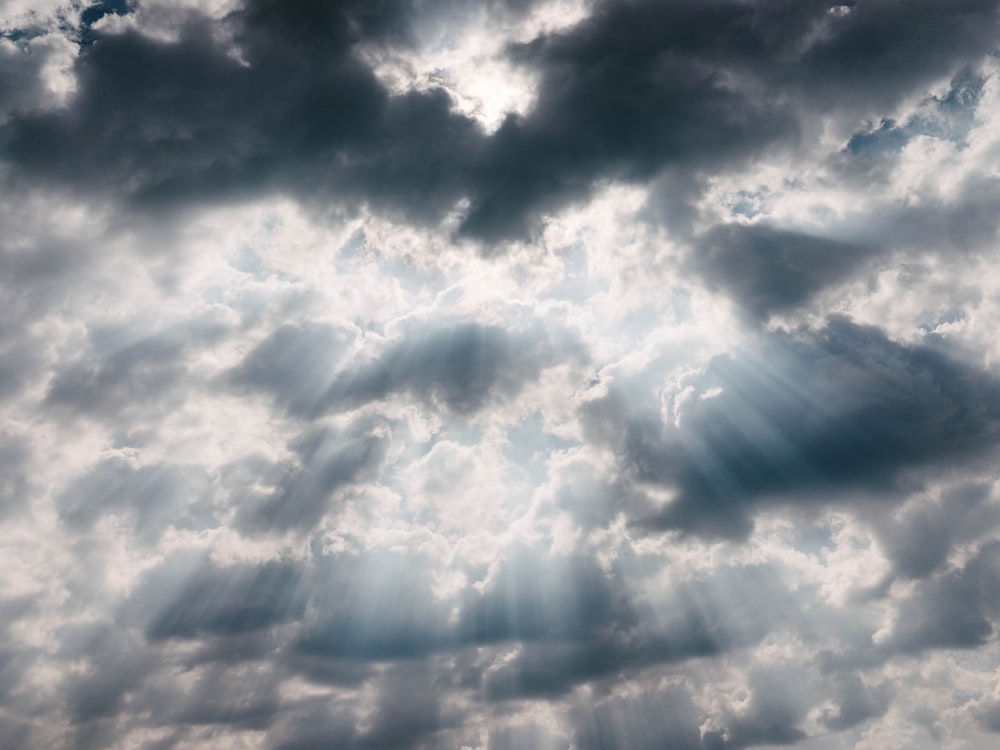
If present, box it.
[2,0,1000,748]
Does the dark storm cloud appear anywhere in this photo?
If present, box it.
[1,0,484,226]
[583,317,1000,539]
[458,0,1000,240]
[318,322,580,415]
[4,0,999,243]
[688,225,872,321]
[460,0,798,240]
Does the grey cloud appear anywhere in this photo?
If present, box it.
[145,664,281,731]
[0,334,44,405]
[296,550,450,661]
[867,174,1000,258]
[1,0,485,228]
[57,623,152,737]
[688,224,872,321]
[819,674,892,732]
[703,672,808,749]
[355,663,445,749]
[296,547,623,668]
[319,322,580,415]
[818,540,1000,669]
[0,34,56,118]
[266,663,449,750]
[886,541,1000,654]
[459,549,622,644]
[612,317,1000,539]
[0,715,33,750]
[463,0,1000,241]
[872,483,1000,580]
[572,685,704,750]
[488,723,570,750]
[978,701,1000,733]
[0,433,32,520]
[233,421,389,534]
[4,0,998,244]
[57,458,213,542]
[135,554,308,640]
[481,562,797,701]
[45,319,228,423]
[228,322,355,416]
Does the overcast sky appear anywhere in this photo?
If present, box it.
[2,0,1000,748]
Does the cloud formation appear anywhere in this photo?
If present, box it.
[1,1,1000,749]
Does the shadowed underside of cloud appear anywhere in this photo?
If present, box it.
[3,0,999,244]
[317,322,581,415]
[233,421,390,535]
[58,458,214,542]
[689,224,873,321]
[597,317,1000,538]
[229,320,579,418]
[137,554,308,640]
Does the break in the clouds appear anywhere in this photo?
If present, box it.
[2,1,1000,748]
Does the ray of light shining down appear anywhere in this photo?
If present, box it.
[2,1,1000,749]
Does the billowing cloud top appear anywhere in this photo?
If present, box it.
[2,0,1000,748]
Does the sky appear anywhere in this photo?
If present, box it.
[2,0,1000,748]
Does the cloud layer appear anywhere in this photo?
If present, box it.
[2,1,1000,748]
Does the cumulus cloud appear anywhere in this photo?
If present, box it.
[603,317,1000,538]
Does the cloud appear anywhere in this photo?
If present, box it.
[688,224,872,321]
[228,321,355,415]
[1,0,485,228]
[57,457,213,542]
[319,321,582,415]
[885,541,1000,654]
[606,317,1000,538]
[4,0,999,245]
[2,1,1000,748]
[572,685,703,750]
[233,421,390,534]
[136,554,308,640]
